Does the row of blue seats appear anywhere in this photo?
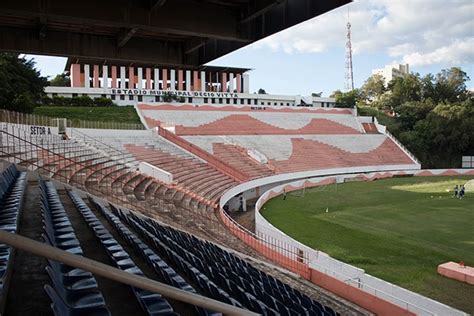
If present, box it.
[115,210,249,313]
[124,214,278,315]
[94,201,219,316]
[67,190,176,316]
[164,223,336,316]
[163,231,333,316]
[0,164,27,311]
[126,210,338,316]
[39,179,111,316]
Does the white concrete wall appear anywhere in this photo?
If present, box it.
[138,161,173,184]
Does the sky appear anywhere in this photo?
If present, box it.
[27,0,473,97]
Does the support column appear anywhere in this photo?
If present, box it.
[70,64,81,87]
[111,66,117,88]
[177,70,184,90]
[162,69,168,90]
[120,66,126,89]
[185,70,191,91]
[137,67,143,89]
[200,71,206,91]
[229,73,234,92]
[93,65,100,88]
[154,68,160,90]
[221,72,227,92]
[170,69,176,91]
[128,66,135,89]
[145,68,152,89]
[102,65,108,88]
[236,73,242,93]
[243,73,249,93]
[193,71,199,91]
[84,64,90,88]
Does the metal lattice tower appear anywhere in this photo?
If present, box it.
[344,15,354,91]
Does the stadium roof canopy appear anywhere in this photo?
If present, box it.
[64,57,253,74]
[0,0,350,67]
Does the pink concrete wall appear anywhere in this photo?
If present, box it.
[145,68,152,89]
[93,65,100,88]
[162,69,168,90]
[111,66,117,88]
[236,73,242,93]
[193,71,199,91]
[221,72,227,92]
[309,269,416,316]
[128,67,135,89]
[178,70,184,90]
[70,64,82,87]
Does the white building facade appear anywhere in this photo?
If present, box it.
[372,64,410,85]
[45,61,336,108]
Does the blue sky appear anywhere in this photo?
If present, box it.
[28,0,473,97]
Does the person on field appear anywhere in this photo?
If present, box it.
[453,185,459,198]
[459,185,465,199]
[283,189,287,200]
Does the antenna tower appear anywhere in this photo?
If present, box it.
[344,8,354,91]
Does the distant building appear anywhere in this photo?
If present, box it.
[372,64,410,86]
[44,58,336,108]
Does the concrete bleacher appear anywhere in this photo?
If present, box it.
[0,165,351,315]
[183,134,415,173]
[135,103,418,176]
[138,104,363,135]
[125,144,238,206]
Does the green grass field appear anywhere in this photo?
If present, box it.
[33,106,142,125]
[261,176,474,313]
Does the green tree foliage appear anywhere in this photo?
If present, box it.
[360,74,386,102]
[358,67,473,168]
[331,89,360,108]
[49,73,71,86]
[257,88,267,94]
[0,53,48,113]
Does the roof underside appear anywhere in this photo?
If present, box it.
[0,0,351,67]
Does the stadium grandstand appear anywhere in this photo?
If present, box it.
[0,0,473,315]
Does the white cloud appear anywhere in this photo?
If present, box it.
[251,0,474,67]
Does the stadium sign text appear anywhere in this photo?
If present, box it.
[109,89,239,98]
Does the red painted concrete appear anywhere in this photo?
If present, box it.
[145,68,152,89]
[438,262,474,285]
[93,65,100,88]
[174,114,361,135]
[70,64,82,87]
[271,138,414,173]
[137,103,353,114]
[309,269,416,316]
[111,66,117,88]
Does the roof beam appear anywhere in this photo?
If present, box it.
[185,38,207,55]
[0,0,248,42]
[240,0,285,24]
[117,28,138,48]
[0,26,187,66]
[149,0,167,12]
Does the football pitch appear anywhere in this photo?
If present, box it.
[261,176,474,313]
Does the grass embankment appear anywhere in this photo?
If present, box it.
[262,176,474,313]
[33,106,142,125]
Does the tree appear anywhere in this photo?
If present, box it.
[0,53,48,113]
[433,67,470,103]
[360,74,386,103]
[331,89,360,108]
[49,73,70,87]
[257,88,267,94]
